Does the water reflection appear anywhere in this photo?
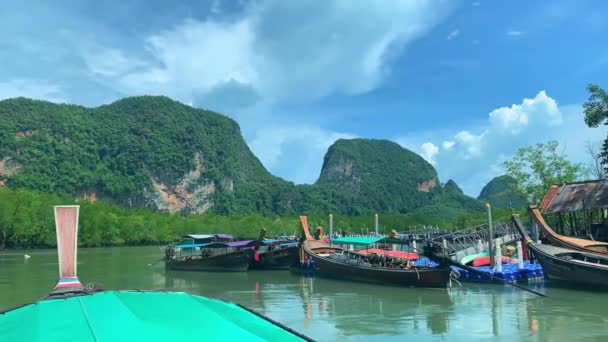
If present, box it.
[4,247,608,341]
[298,277,454,337]
[163,269,455,337]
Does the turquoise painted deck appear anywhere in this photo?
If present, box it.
[0,291,307,342]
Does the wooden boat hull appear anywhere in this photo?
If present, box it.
[165,249,254,272]
[250,246,300,270]
[529,206,608,255]
[513,213,608,289]
[528,243,608,288]
[303,244,450,288]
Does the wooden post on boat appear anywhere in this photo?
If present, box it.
[374,213,379,235]
[486,203,495,268]
[495,244,502,272]
[52,205,84,294]
[516,241,524,269]
[329,213,333,244]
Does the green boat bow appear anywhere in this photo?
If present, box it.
[0,205,312,341]
[1,291,306,341]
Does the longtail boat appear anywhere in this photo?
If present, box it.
[248,227,300,270]
[528,205,608,255]
[250,241,300,270]
[513,213,608,288]
[0,205,313,341]
[297,216,451,287]
[302,242,450,287]
[164,236,255,272]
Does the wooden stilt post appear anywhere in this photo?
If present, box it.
[486,203,495,268]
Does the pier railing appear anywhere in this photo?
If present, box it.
[430,220,520,261]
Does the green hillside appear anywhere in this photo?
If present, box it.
[477,175,528,208]
[316,139,440,215]
[0,96,292,215]
[0,96,483,218]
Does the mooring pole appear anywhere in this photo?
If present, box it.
[374,213,379,236]
[486,203,495,268]
[516,241,524,269]
[329,213,333,245]
[495,244,502,272]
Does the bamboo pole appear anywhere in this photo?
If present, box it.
[486,203,495,268]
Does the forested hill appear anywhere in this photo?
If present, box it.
[0,96,483,216]
[316,139,441,214]
[477,175,528,208]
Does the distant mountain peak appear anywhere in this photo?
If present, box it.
[443,179,463,195]
[0,96,485,218]
[478,175,527,208]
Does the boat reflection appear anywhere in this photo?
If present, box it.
[163,269,457,337]
[295,276,455,337]
[155,267,608,341]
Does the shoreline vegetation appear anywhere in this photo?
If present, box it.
[0,187,520,250]
[2,83,607,250]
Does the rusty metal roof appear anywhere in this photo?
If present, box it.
[540,180,608,214]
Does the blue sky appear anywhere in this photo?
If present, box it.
[2,0,608,196]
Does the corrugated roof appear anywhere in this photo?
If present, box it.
[539,186,559,213]
[540,180,608,214]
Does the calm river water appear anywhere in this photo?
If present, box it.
[1,246,608,341]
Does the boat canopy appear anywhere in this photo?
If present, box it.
[263,239,296,246]
[0,291,306,341]
[176,240,260,249]
[187,234,216,240]
[186,234,234,240]
[331,236,384,245]
[202,240,258,248]
[226,240,256,247]
[175,242,208,248]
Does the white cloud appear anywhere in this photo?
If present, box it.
[83,47,147,78]
[507,30,523,36]
[420,142,439,164]
[446,29,460,40]
[249,124,357,183]
[81,0,456,105]
[73,0,456,185]
[0,79,65,103]
[442,140,455,150]
[395,91,605,196]
[454,130,484,159]
[488,90,561,134]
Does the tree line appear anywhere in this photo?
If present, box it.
[0,186,517,250]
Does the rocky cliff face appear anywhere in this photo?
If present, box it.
[0,96,279,214]
[0,96,480,216]
[316,139,441,214]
